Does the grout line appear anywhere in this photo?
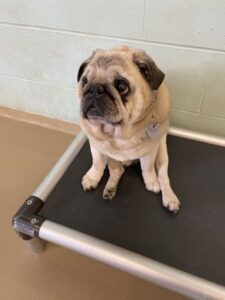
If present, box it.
[0,22,225,54]
[141,0,148,40]
[0,73,75,90]
[171,108,225,121]
[198,70,211,112]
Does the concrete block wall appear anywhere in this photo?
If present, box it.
[0,0,225,136]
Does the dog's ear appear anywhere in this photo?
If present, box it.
[77,59,89,82]
[77,49,102,82]
[133,51,165,90]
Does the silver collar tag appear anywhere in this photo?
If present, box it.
[147,122,160,139]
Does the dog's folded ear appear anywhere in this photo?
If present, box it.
[77,49,102,82]
[133,51,165,90]
[77,59,89,82]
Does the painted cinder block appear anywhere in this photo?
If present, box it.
[0,75,79,122]
[0,0,145,39]
[201,53,225,119]
[0,25,82,88]
[171,109,225,137]
[145,0,225,51]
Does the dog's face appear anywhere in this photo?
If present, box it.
[77,46,165,127]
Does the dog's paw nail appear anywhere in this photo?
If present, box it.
[82,175,98,191]
[171,208,179,214]
[163,194,180,213]
[103,188,116,200]
[84,186,93,192]
[166,202,180,213]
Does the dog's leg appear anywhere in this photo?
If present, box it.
[103,159,125,200]
[82,144,107,191]
[156,135,180,213]
[140,144,160,193]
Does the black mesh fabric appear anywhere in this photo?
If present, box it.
[40,136,225,286]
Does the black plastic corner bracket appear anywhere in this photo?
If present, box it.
[12,196,46,240]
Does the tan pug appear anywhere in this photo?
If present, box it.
[77,46,180,213]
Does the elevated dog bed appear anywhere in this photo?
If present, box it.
[13,128,225,300]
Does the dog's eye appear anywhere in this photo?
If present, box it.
[115,79,129,94]
[82,77,88,87]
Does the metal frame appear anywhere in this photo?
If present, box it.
[33,130,87,201]
[12,127,225,300]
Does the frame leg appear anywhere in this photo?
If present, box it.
[24,238,45,254]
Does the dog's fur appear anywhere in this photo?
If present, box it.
[77,46,180,213]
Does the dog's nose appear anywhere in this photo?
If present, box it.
[88,84,105,96]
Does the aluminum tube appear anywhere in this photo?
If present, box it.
[40,220,225,300]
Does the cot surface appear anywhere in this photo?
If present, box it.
[40,136,225,286]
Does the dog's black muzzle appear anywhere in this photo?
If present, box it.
[82,84,116,119]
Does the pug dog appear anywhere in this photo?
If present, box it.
[77,46,180,213]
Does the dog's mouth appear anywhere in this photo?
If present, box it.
[83,103,122,126]
[83,101,101,120]
[86,105,99,118]
[81,85,122,125]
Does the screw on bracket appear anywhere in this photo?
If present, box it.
[31,218,38,224]
[27,199,33,205]
[12,196,45,240]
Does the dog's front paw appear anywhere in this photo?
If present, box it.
[145,178,161,194]
[162,191,180,213]
[103,187,117,200]
[82,174,99,191]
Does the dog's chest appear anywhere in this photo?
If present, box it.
[92,129,159,161]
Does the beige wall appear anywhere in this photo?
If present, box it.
[0,1,225,136]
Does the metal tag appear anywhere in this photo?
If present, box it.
[147,122,160,139]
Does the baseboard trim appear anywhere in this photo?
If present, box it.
[0,106,80,135]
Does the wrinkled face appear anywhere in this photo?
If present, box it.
[77,46,165,126]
